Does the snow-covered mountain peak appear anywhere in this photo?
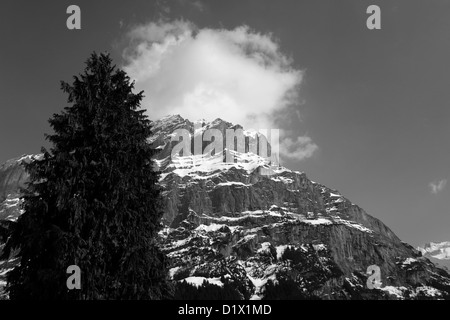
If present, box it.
[1,116,450,300]
[418,241,450,260]
[149,115,276,174]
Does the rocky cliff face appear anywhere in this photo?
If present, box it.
[0,156,31,200]
[0,155,42,222]
[1,115,449,300]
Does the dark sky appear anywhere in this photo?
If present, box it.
[0,0,449,246]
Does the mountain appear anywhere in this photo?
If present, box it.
[0,155,41,299]
[418,242,450,272]
[1,115,450,300]
[0,155,43,223]
[418,242,450,260]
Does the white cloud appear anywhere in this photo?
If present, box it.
[177,0,205,12]
[191,1,204,12]
[122,20,316,161]
[280,136,318,160]
[429,179,447,194]
[155,0,171,15]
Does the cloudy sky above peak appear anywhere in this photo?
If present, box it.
[429,179,447,195]
[121,20,313,160]
[1,0,449,246]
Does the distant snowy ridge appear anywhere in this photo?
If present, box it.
[418,242,450,260]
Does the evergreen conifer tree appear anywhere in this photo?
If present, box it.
[3,52,172,300]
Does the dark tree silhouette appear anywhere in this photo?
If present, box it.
[2,52,172,300]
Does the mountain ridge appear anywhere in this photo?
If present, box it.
[417,242,450,272]
[1,115,449,299]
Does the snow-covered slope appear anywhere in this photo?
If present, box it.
[150,115,450,299]
[1,115,450,300]
[418,242,450,260]
[418,242,450,272]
